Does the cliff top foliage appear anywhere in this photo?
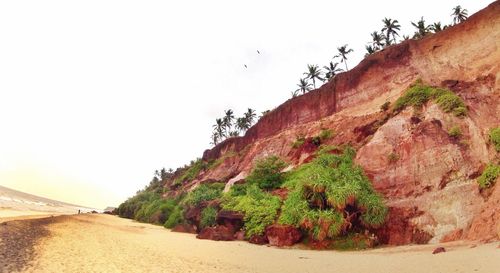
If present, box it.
[489,127,500,152]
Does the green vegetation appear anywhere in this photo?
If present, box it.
[211,108,257,145]
[392,83,467,117]
[222,184,281,237]
[163,205,185,228]
[246,156,287,190]
[387,152,399,163]
[489,127,500,152]
[200,206,218,228]
[174,159,205,185]
[380,101,390,112]
[183,183,225,207]
[448,126,462,138]
[292,135,306,148]
[319,129,333,140]
[478,164,500,189]
[279,147,387,240]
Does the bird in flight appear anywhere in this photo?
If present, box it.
[257,50,260,54]
[244,64,247,68]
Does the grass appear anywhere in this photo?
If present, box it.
[279,147,387,240]
[246,156,287,190]
[319,129,333,140]
[392,82,467,117]
[448,126,462,138]
[174,159,206,185]
[489,127,500,152]
[292,135,306,148]
[478,164,500,189]
[222,184,281,237]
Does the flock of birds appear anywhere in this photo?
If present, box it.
[243,50,260,68]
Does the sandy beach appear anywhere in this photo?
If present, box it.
[0,214,498,273]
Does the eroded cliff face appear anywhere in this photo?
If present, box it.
[185,1,500,245]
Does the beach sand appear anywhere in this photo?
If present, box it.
[1,214,499,273]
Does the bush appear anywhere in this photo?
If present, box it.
[448,126,462,138]
[319,129,333,140]
[279,147,387,240]
[164,205,185,228]
[246,156,287,190]
[392,82,467,117]
[184,183,225,207]
[478,164,500,189]
[489,127,500,152]
[117,191,158,219]
[292,136,306,148]
[222,184,281,237]
[380,101,390,112]
[174,159,206,185]
[387,152,399,163]
[200,206,218,228]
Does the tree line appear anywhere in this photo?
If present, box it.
[293,5,468,97]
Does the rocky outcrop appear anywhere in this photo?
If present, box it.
[196,226,235,241]
[265,225,302,247]
[179,1,500,245]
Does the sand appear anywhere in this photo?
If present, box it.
[1,214,499,273]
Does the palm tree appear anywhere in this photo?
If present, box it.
[296,78,312,94]
[244,108,256,126]
[371,31,385,50]
[236,117,247,132]
[335,45,353,71]
[212,118,226,142]
[401,35,410,41]
[381,18,401,46]
[210,131,219,146]
[222,109,234,131]
[451,5,468,25]
[303,64,324,88]
[291,90,300,98]
[323,62,343,81]
[365,45,375,57]
[431,22,443,33]
[229,131,239,137]
[411,17,431,39]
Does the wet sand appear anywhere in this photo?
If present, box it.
[1,214,499,273]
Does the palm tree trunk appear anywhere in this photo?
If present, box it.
[344,61,348,71]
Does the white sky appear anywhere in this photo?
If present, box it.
[0,0,492,209]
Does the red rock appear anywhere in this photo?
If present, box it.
[248,234,268,245]
[171,224,197,234]
[440,229,463,243]
[265,224,302,247]
[234,230,245,241]
[432,247,446,254]
[217,210,244,233]
[270,188,289,201]
[196,226,234,241]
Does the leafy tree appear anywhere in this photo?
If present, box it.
[323,62,343,81]
[381,18,401,46]
[296,78,312,94]
[411,17,431,39]
[303,64,324,89]
[451,5,468,25]
[335,45,353,71]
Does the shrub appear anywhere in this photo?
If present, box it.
[319,129,333,140]
[292,136,306,148]
[380,101,390,112]
[227,183,248,197]
[392,82,467,117]
[117,191,158,219]
[279,147,387,240]
[174,159,206,185]
[200,206,218,228]
[183,183,225,207]
[164,205,185,228]
[489,127,500,152]
[477,164,500,189]
[448,126,462,138]
[387,152,399,163]
[222,184,281,237]
[246,156,287,190]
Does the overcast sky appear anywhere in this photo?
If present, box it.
[0,0,492,209]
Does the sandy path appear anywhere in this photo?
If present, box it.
[3,214,499,273]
